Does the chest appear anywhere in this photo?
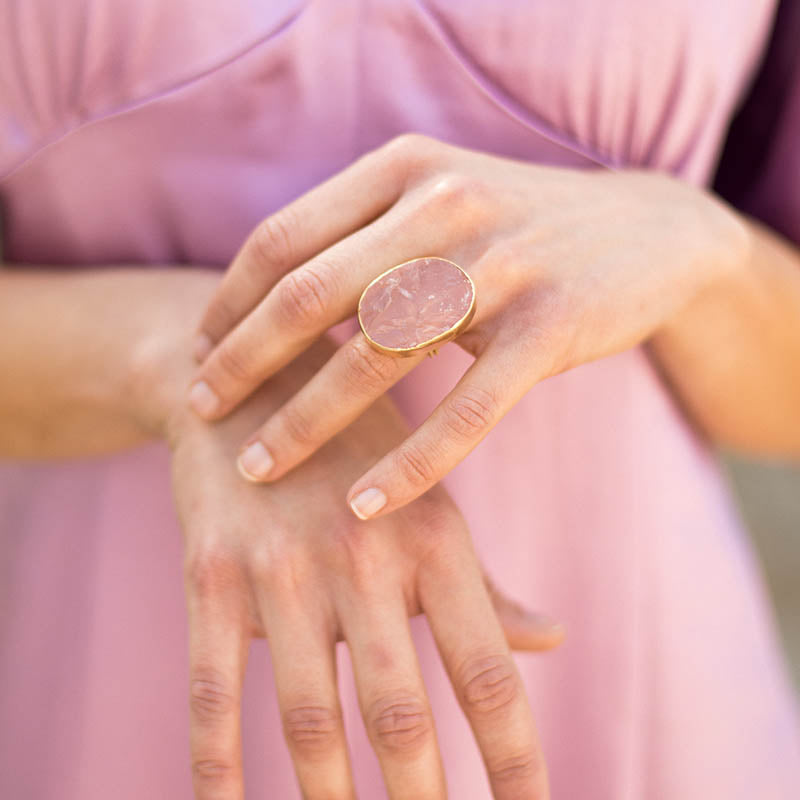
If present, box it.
[0,0,775,265]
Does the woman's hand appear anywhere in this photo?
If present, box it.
[162,333,562,800]
[188,134,750,518]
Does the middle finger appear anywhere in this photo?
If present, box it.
[236,332,422,483]
[257,584,356,799]
[192,195,454,421]
[338,586,447,799]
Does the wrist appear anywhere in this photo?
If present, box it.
[125,269,221,444]
[652,179,753,341]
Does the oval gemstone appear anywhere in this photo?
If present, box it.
[358,257,474,352]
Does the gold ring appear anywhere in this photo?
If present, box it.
[357,257,476,358]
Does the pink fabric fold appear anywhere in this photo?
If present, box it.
[1,1,798,797]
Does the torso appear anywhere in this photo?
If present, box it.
[2,3,798,799]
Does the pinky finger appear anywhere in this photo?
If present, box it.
[484,575,566,652]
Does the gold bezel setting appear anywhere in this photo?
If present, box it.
[357,257,477,357]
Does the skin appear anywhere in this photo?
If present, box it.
[188,134,800,522]
[172,340,556,800]
[0,266,564,799]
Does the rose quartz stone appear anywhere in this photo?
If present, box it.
[359,258,474,350]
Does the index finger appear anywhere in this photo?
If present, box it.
[194,136,420,358]
[419,543,550,798]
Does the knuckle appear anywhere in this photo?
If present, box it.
[416,531,464,588]
[383,132,434,164]
[251,210,296,273]
[283,704,342,757]
[185,547,241,597]
[482,240,527,285]
[366,691,433,754]
[459,654,519,718]
[215,337,257,385]
[245,543,279,586]
[343,339,399,391]
[202,294,240,341]
[329,521,381,594]
[454,326,491,358]
[442,386,498,439]
[403,492,464,562]
[247,539,302,594]
[393,443,438,488]
[190,668,237,723]
[191,756,235,786]
[416,173,486,221]
[275,265,335,330]
[412,493,461,541]
[429,173,478,204]
[280,402,316,448]
[380,133,441,185]
[250,544,321,609]
[487,751,544,788]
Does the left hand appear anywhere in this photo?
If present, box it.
[189,134,749,519]
[163,334,561,800]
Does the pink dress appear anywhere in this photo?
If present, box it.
[1,1,799,797]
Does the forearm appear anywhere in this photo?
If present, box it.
[0,266,218,459]
[650,214,800,458]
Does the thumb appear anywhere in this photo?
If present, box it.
[484,571,566,652]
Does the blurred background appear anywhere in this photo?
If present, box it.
[714,0,800,693]
[725,456,800,687]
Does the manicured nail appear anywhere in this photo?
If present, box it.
[193,333,213,362]
[237,441,275,481]
[349,487,387,520]
[188,380,219,418]
[521,608,565,632]
[527,614,566,636]
[531,616,566,639]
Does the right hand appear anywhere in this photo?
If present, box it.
[160,331,563,799]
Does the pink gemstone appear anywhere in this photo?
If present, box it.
[359,257,474,351]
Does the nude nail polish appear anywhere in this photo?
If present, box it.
[349,487,387,519]
[188,380,220,418]
[237,441,275,481]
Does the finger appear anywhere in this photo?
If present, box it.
[194,139,413,358]
[339,586,446,799]
[346,338,542,519]
[189,195,451,422]
[485,577,566,652]
[257,584,356,800]
[419,549,550,799]
[236,333,422,482]
[186,575,249,800]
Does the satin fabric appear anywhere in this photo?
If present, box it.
[1,1,799,797]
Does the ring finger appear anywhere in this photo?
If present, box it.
[258,584,356,799]
[236,332,423,483]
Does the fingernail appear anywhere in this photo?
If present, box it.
[537,618,566,638]
[193,333,213,362]
[524,609,564,629]
[237,441,275,481]
[511,605,566,636]
[188,380,219,418]
[349,487,388,519]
